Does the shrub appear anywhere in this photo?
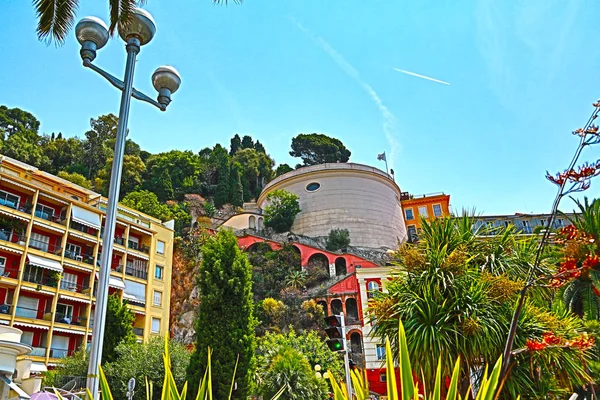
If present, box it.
[264,189,301,233]
[326,228,350,251]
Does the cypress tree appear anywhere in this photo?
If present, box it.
[187,230,256,399]
[214,157,230,208]
[230,162,244,207]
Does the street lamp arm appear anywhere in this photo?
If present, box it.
[84,60,166,111]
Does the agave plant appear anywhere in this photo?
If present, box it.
[327,320,509,400]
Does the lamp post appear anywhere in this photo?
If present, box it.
[74,9,181,398]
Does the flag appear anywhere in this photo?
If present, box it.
[377,152,386,161]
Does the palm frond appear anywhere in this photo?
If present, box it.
[33,0,79,44]
[110,0,140,36]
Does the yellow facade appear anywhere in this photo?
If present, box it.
[0,156,173,366]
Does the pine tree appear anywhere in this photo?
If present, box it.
[187,230,256,399]
[230,162,244,207]
[229,134,242,156]
[103,294,136,363]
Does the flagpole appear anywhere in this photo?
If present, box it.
[384,152,389,175]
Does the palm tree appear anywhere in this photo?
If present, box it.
[33,0,239,44]
[562,197,600,319]
[368,215,593,398]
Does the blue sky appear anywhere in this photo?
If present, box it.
[2,0,600,215]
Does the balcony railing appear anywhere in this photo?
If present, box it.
[59,280,90,294]
[35,204,63,223]
[28,238,62,255]
[55,313,86,326]
[114,237,125,246]
[112,263,123,273]
[22,270,59,288]
[125,266,147,280]
[0,195,32,213]
[0,267,19,280]
[29,346,46,357]
[70,221,98,236]
[64,250,94,265]
[49,348,73,358]
[128,240,149,254]
[0,230,27,246]
[133,327,144,336]
[14,305,40,319]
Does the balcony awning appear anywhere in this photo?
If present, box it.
[0,209,29,221]
[123,293,145,305]
[60,294,91,304]
[30,362,48,373]
[13,322,49,330]
[95,273,126,290]
[71,205,101,230]
[54,327,85,335]
[0,244,22,254]
[0,375,30,399]
[130,225,152,236]
[26,254,63,272]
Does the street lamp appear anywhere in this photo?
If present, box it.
[75,8,181,398]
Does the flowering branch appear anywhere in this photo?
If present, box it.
[498,100,600,392]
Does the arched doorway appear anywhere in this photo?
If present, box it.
[249,216,256,229]
[317,300,328,316]
[330,299,342,316]
[257,217,264,231]
[350,332,362,354]
[307,253,330,276]
[345,298,358,323]
[335,257,347,276]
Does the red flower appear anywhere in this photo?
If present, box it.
[566,335,595,351]
[542,332,561,345]
[526,339,547,351]
[583,254,600,269]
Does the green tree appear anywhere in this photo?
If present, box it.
[187,230,256,399]
[3,132,49,168]
[42,135,86,175]
[83,114,118,179]
[121,190,171,221]
[103,294,136,363]
[241,134,254,149]
[57,171,92,189]
[143,150,202,201]
[230,162,244,207]
[95,154,146,198]
[254,140,266,154]
[233,148,259,201]
[264,189,301,233]
[0,105,40,136]
[275,164,293,177]
[326,228,351,251]
[230,133,242,156]
[289,133,351,166]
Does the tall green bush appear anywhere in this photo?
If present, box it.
[264,190,301,233]
[187,229,256,399]
[326,228,350,251]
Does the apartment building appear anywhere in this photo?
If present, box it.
[400,192,452,241]
[0,156,173,368]
[472,212,575,235]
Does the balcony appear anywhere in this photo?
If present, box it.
[0,267,20,280]
[125,265,147,280]
[54,313,87,326]
[133,327,144,336]
[28,238,62,255]
[22,268,59,288]
[29,346,46,357]
[128,240,149,254]
[0,230,27,246]
[0,194,32,214]
[34,204,63,223]
[112,263,123,273]
[114,237,125,246]
[59,280,90,294]
[70,221,98,237]
[49,348,73,358]
[64,250,94,265]
[14,305,40,319]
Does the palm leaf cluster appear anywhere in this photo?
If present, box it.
[368,215,593,399]
[34,0,239,44]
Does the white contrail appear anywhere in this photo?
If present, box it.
[393,68,450,85]
[290,17,400,165]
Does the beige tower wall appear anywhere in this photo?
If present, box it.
[258,163,407,249]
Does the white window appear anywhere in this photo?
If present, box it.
[367,281,380,299]
[29,232,50,252]
[522,220,531,232]
[151,318,160,333]
[66,243,81,257]
[157,240,165,255]
[155,265,164,280]
[376,344,386,360]
[432,204,443,217]
[153,291,162,306]
[16,296,38,319]
[56,303,73,324]
[418,206,428,218]
[124,280,146,303]
[404,208,414,220]
[0,256,6,275]
[60,272,78,292]
[0,190,20,209]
